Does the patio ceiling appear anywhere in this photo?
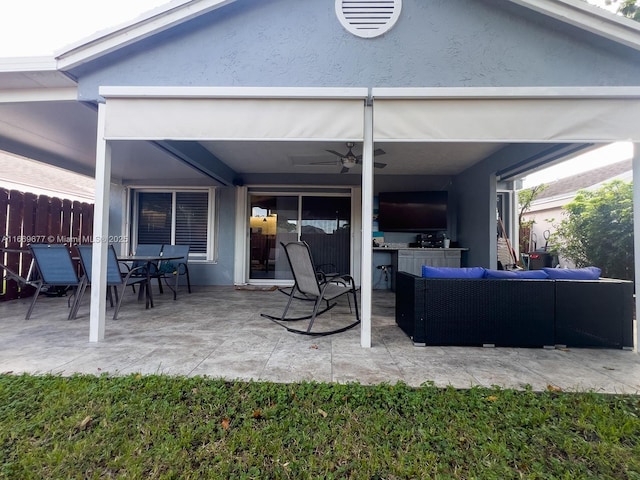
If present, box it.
[0,100,210,183]
[200,140,506,176]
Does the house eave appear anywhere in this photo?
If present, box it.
[0,56,58,72]
[55,0,239,70]
[510,0,640,52]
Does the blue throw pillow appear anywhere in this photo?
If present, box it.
[483,269,549,279]
[421,266,486,279]
[542,266,601,280]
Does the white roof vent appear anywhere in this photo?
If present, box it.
[335,0,402,39]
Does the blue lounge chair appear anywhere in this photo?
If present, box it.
[26,244,80,320]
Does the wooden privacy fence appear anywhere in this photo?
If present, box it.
[0,188,94,302]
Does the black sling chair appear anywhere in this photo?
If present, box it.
[261,241,360,336]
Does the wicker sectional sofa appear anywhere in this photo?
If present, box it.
[395,270,634,349]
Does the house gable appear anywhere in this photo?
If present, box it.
[66,0,640,102]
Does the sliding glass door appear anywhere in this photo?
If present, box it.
[248,194,351,281]
[249,195,298,280]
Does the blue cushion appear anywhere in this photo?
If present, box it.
[542,266,601,280]
[483,269,549,279]
[421,266,486,279]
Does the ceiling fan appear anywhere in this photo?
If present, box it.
[311,142,387,173]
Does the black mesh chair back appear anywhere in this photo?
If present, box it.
[283,241,322,297]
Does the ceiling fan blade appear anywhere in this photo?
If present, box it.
[309,160,339,165]
[374,162,387,169]
[354,148,385,161]
[340,166,350,174]
[325,149,345,157]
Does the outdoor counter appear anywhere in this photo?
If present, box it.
[372,247,468,290]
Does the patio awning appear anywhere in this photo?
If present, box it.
[101,87,367,141]
[372,87,640,142]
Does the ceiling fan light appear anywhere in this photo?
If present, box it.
[342,157,356,169]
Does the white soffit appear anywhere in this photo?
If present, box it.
[0,87,77,103]
[0,57,57,72]
[101,87,367,141]
[372,87,640,143]
[0,57,77,99]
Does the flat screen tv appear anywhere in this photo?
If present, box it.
[378,191,448,232]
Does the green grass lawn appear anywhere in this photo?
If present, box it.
[1,374,639,479]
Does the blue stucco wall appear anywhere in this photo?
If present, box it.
[188,185,236,285]
[72,0,640,100]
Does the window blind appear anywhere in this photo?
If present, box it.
[137,192,172,245]
[175,192,208,254]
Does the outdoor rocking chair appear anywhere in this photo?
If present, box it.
[261,241,360,336]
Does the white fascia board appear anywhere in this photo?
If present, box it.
[56,0,239,70]
[372,86,640,99]
[0,180,94,203]
[0,57,57,72]
[531,194,575,209]
[0,87,77,103]
[509,0,640,52]
[99,86,369,100]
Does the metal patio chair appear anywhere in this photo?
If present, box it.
[158,244,191,300]
[261,241,360,336]
[26,243,81,320]
[124,244,163,293]
[73,244,150,320]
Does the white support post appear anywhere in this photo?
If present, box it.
[89,103,111,343]
[233,186,248,285]
[360,101,374,348]
[633,143,640,353]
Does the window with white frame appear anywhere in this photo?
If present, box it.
[134,189,214,260]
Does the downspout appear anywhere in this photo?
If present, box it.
[633,143,640,352]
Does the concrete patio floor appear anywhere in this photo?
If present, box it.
[1,285,639,393]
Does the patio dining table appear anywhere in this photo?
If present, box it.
[116,254,182,308]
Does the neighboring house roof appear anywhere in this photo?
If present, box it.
[0,151,94,202]
[535,158,632,201]
[49,0,640,71]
